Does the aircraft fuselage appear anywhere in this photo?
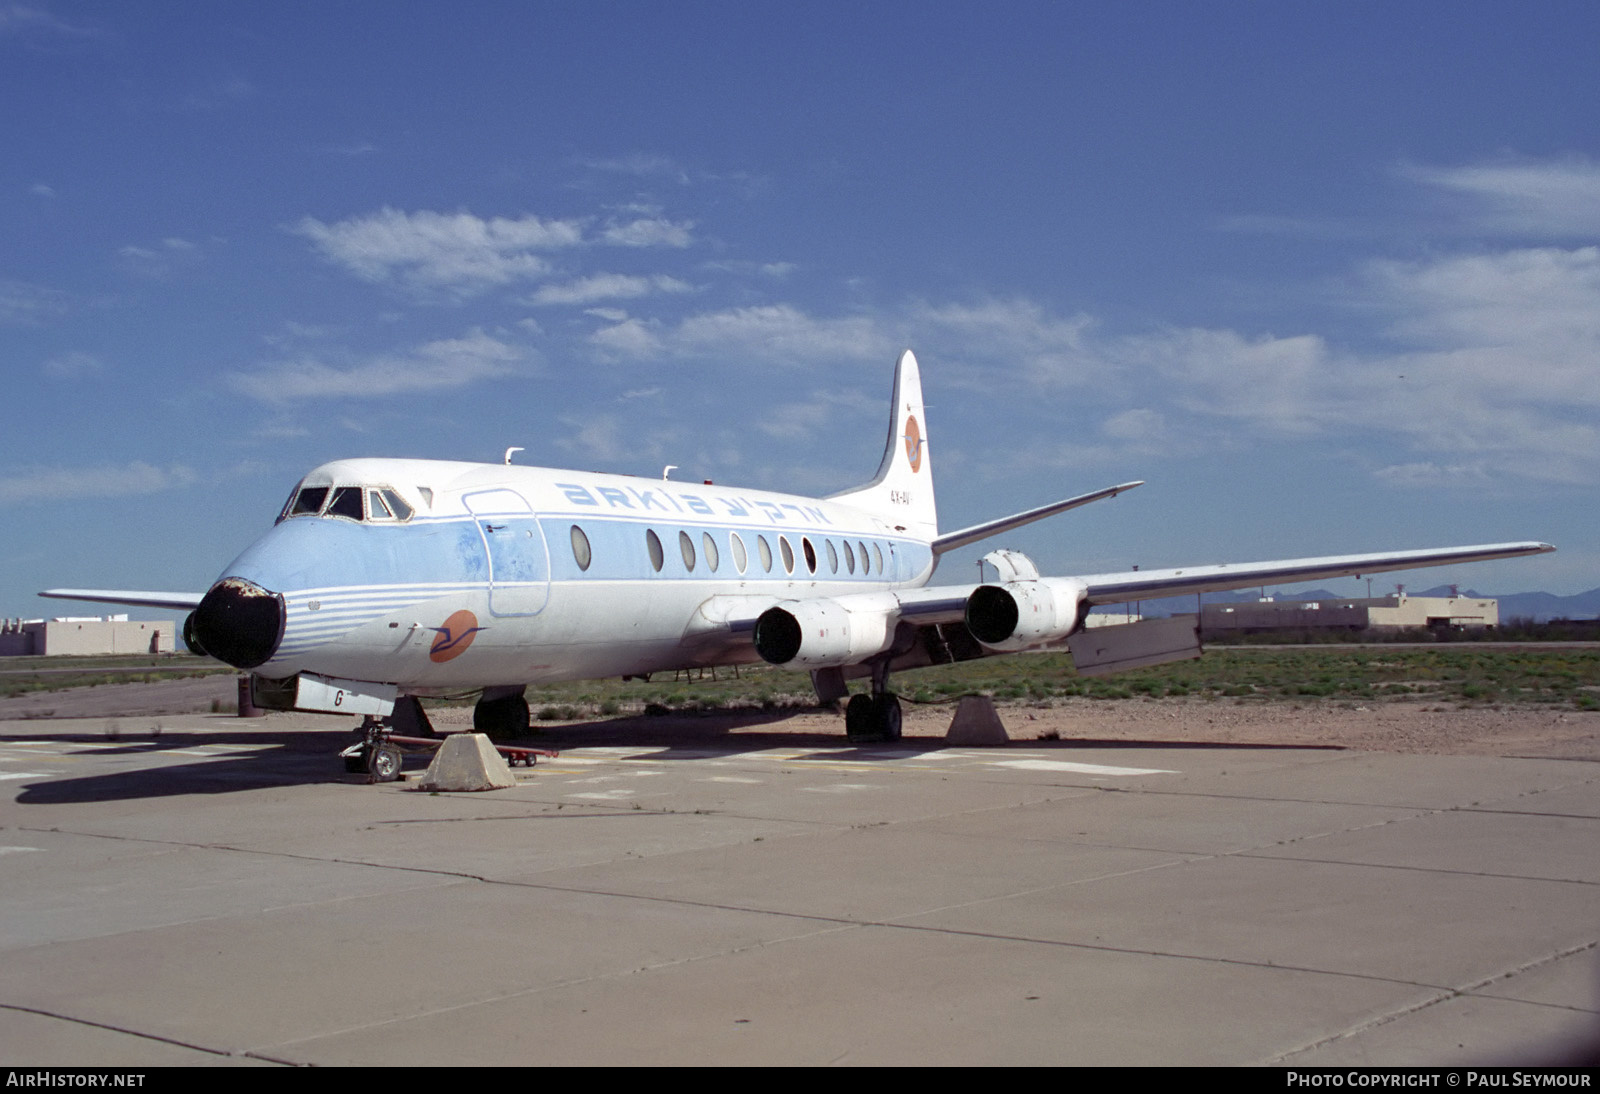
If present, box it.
[196,457,936,692]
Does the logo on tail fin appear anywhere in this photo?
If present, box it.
[903,414,923,473]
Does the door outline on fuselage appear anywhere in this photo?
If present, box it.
[463,488,551,617]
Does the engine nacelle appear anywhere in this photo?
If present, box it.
[753,598,897,669]
[964,577,1089,652]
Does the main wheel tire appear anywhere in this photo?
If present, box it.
[474,694,531,738]
[844,693,876,743]
[367,743,402,782]
[874,693,902,741]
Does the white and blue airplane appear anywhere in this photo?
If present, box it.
[44,350,1552,776]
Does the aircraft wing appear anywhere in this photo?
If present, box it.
[683,540,1553,674]
[39,589,206,611]
[1072,541,1556,605]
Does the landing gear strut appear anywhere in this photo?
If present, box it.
[844,658,902,743]
[342,714,407,781]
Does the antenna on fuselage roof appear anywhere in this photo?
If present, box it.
[662,465,677,481]
[504,447,523,465]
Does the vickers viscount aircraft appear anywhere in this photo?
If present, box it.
[44,350,1552,778]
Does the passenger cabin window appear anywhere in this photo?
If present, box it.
[570,525,592,571]
[826,540,839,574]
[679,530,696,571]
[779,536,795,574]
[646,529,664,572]
[843,540,856,573]
[801,537,817,574]
[731,533,748,574]
[757,536,773,572]
[702,532,720,572]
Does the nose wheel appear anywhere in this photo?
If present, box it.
[341,716,409,781]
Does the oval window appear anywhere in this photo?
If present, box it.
[679,530,696,571]
[731,532,748,574]
[702,531,720,572]
[757,535,773,572]
[645,529,664,572]
[825,539,838,574]
[801,537,817,573]
[872,542,884,574]
[779,536,795,574]
[843,539,856,574]
[858,541,871,574]
[570,525,592,571]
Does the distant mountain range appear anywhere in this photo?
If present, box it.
[1090,585,1600,624]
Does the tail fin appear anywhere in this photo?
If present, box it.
[827,349,938,539]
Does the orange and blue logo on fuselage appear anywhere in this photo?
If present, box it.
[429,609,483,663]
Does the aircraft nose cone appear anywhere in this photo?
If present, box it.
[191,577,285,669]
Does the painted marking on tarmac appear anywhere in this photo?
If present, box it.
[0,772,50,781]
[800,783,884,793]
[568,789,638,800]
[991,759,1176,777]
[0,846,42,855]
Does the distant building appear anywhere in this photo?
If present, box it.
[0,616,176,656]
[1200,595,1497,636]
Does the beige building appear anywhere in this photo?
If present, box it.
[1201,595,1497,635]
[0,616,176,656]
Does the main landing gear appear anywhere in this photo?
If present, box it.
[843,659,903,744]
[473,686,531,738]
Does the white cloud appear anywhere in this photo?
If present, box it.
[0,279,67,325]
[0,462,196,504]
[589,316,663,358]
[554,413,626,463]
[232,330,523,403]
[43,351,103,379]
[0,4,95,37]
[673,304,892,363]
[294,208,585,295]
[600,217,693,247]
[1407,157,1600,236]
[30,182,54,198]
[530,273,692,306]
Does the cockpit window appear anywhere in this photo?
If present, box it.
[380,489,413,521]
[279,482,415,523]
[327,486,364,521]
[290,486,328,517]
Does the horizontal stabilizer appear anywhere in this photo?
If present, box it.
[1078,542,1555,605]
[932,481,1143,556]
[39,588,205,611]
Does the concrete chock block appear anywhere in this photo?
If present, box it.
[945,696,1010,745]
[419,733,518,792]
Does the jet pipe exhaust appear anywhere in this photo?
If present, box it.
[753,600,896,669]
[964,578,1089,652]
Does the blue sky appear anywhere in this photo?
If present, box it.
[4,1,1598,621]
